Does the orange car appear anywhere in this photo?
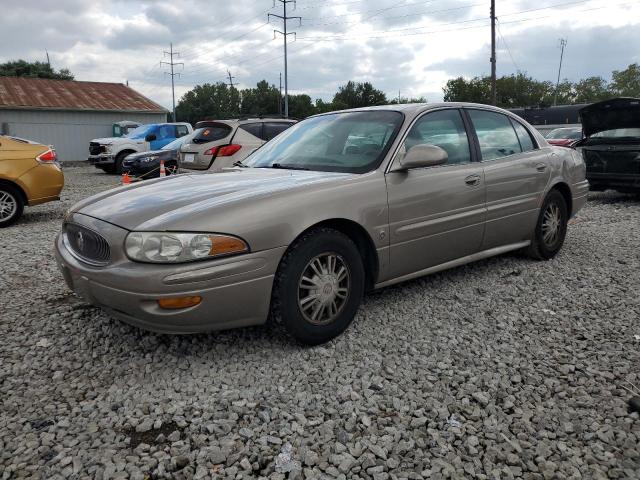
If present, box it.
[0,135,64,227]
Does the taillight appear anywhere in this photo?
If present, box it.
[218,144,242,157]
[203,144,241,158]
[36,149,57,163]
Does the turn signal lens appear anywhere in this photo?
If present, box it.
[157,296,202,309]
[210,235,249,256]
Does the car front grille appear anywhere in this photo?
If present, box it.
[89,142,105,155]
[64,223,111,266]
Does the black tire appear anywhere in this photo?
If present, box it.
[0,184,25,228]
[114,152,129,175]
[272,228,365,345]
[101,164,116,174]
[527,189,568,260]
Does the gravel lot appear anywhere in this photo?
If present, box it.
[1,165,639,480]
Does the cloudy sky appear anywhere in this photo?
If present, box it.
[1,0,639,109]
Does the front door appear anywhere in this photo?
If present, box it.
[385,108,486,280]
[464,108,551,249]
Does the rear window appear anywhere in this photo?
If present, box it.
[191,123,232,144]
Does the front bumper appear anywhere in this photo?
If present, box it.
[54,213,286,334]
[88,154,115,166]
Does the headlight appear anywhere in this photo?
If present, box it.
[125,232,249,263]
[140,155,158,163]
[104,144,112,153]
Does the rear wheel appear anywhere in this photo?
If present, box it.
[0,184,25,228]
[272,228,365,345]
[527,189,568,260]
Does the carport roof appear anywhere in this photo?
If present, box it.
[0,77,167,113]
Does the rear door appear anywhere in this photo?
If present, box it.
[385,108,486,279]
[465,108,551,249]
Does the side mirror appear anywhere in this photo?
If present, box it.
[392,144,448,171]
[145,133,157,142]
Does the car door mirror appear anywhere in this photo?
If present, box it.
[145,134,157,142]
[392,144,448,171]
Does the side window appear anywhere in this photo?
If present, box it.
[263,122,292,141]
[239,123,262,139]
[510,119,536,152]
[158,125,174,139]
[467,110,522,161]
[402,109,471,165]
[176,125,189,138]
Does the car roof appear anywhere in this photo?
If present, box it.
[311,102,527,118]
[197,118,296,126]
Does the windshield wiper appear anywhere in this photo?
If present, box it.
[268,163,310,171]
[232,160,248,168]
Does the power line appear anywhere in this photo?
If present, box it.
[269,0,301,118]
[160,43,183,121]
[496,21,520,73]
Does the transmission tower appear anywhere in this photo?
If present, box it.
[161,43,183,121]
[554,39,568,106]
[226,70,236,89]
[268,1,301,118]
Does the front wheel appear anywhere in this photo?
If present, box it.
[527,189,568,260]
[272,228,365,345]
[0,184,25,228]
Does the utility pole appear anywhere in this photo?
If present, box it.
[161,43,183,122]
[279,72,283,116]
[554,38,567,106]
[269,1,301,118]
[490,0,497,105]
[398,89,401,104]
[45,50,51,67]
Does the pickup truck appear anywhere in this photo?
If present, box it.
[88,123,193,173]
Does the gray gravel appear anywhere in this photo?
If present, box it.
[1,165,639,479]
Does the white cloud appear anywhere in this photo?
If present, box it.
[0,0,638,109]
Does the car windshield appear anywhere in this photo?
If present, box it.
[546,128,582,140]
[125,124,157,139]
[243,111,404,173]
[592,128,640,138]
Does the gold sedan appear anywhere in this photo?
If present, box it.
[0,135,64,227]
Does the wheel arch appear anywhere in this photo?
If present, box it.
[0,178,28,203]
[286,218,380,290]
[548,181,573,216]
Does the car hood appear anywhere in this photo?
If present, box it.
[71,168,355,231]
[92,137,145,146]
[579,97,640,137]
[126,149,173,160]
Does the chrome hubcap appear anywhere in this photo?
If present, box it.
[542,203,562,246]
[0,191,17,221]
[298,253,350,325]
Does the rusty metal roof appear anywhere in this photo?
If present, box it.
[0,77,167,113]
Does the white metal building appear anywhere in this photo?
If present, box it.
[0,77,168,161]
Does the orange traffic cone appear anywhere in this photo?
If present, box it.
[121,172,131,185]
[159,159,166,177]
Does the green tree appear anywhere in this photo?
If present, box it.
[0,59,74,80]
[240,80,280,116]
[443,76,491,104]
[332,81,387,109]
[610,63,640,97]
[288,94,316,118]
[574,76,611,103]
[389,96,427,104]
[175,82,240,124]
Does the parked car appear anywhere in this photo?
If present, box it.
[121,131,199,178]
[178,118,296,172]
[112,121,141,137]
[0,135,64,227]
[88,123,193,174]
[55,103,587,345]
[575,97,640,193]
[545,127,583,147]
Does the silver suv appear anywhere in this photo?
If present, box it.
[178,118,296,172]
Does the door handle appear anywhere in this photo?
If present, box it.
[536,163,547,172]
[465,174,481,186]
